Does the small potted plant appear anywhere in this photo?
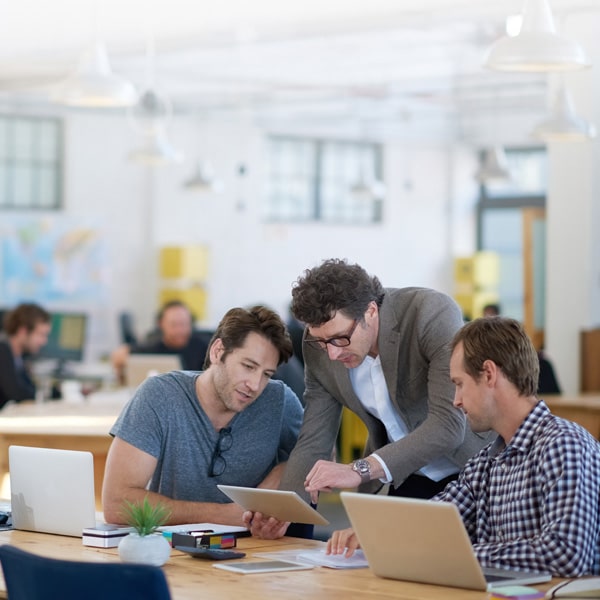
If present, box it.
[118,496,172,566]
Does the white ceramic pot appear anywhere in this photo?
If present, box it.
[118,532,171,566]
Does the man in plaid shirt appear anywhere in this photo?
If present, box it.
[327,317,600,577]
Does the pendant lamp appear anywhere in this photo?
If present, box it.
[349,178,386,202]
[349,146,386,202]
[183,161,223,193]
[474,147,511,183]
[532,84,596,141]
[128,128,184,166]
[483,0,590,72]
[127,31,183,165]
[52,41,137,107]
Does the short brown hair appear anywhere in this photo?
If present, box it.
[203,306,293,369]
[3,303,50,336]
[451,317,539,396]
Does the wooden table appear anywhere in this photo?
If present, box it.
[0,390,131,509]
[545,394,600,439]
[0,530,560,600]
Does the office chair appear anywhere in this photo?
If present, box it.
[0,545,172,600]
[118,311,138,346]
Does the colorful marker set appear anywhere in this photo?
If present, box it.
[171,531,238,550]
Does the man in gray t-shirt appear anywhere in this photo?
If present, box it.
[102,306,303,534]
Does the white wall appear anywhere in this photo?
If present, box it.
[545,11,600,393]
[50,111,478,359]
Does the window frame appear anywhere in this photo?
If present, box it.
[0,114,64,210]
[264,135,384,225]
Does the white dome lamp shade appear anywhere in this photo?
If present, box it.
[483,0,590,72]
[532,85,596,141]
[53,41,137,107]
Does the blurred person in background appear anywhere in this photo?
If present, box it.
[0,303,51,409]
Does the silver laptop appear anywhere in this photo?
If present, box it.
[9,446,97,537]
[340,492,551,591]
[124,354,181,388]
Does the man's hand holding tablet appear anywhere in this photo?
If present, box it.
[242,511,290,539]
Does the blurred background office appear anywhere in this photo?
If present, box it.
[0,1,599,395]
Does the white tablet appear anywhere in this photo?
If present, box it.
[213,560,314,574]
[217,485,329,526]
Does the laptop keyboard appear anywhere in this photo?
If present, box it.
[485,574,511,583]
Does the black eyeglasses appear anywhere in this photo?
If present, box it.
[304,319,359,351]
[208,427,233,477]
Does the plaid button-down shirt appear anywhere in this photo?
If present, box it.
[434,401,600,577]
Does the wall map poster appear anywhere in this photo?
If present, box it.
[0,216,108,306]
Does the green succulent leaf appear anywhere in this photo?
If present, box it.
[120,496,171,536]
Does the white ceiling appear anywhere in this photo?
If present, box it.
[0,0,598,140]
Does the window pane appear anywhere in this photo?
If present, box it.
[481,208,524,322]
[13,164,35,207]
[264,137,384,225]
[264,138,315,221]
[13,118,36,161]
[39,166,58,208]
[484,148,547,198]
[0,119,9,159]
[320,141,382,224]
[0,115,62,210]
[39,120,60,161]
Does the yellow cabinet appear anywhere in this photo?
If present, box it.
[160,246,209,280]
[453,251,499,321]
[158,245,209,321]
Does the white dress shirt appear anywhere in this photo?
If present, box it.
[349,354,458,483]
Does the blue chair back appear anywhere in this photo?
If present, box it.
[0,545,171,600]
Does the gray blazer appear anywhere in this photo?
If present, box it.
[280,287,495,499]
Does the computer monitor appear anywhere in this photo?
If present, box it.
[37,312,87,375]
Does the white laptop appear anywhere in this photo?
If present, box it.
[9,446,97,537]
[124,354,181,388]
[340,492,551,591]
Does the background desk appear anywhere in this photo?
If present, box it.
[545,394,600,440]
[0,391,130,508]
[0,531,559,600]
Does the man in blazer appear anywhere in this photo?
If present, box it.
[276,259,494,506]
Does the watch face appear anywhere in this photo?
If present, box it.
[354,460,369,473]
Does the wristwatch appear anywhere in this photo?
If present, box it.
[351,459,371,484]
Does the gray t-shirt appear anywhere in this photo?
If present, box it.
[110,370,303,503]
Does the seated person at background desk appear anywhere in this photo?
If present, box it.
[102,305,303,535]
[328,317,600,578]
[0,303,51,409]
[111,301,212,383]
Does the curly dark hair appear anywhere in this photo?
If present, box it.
[203,305,293,369]
[452,317,539,397]
[290,258,385,326]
